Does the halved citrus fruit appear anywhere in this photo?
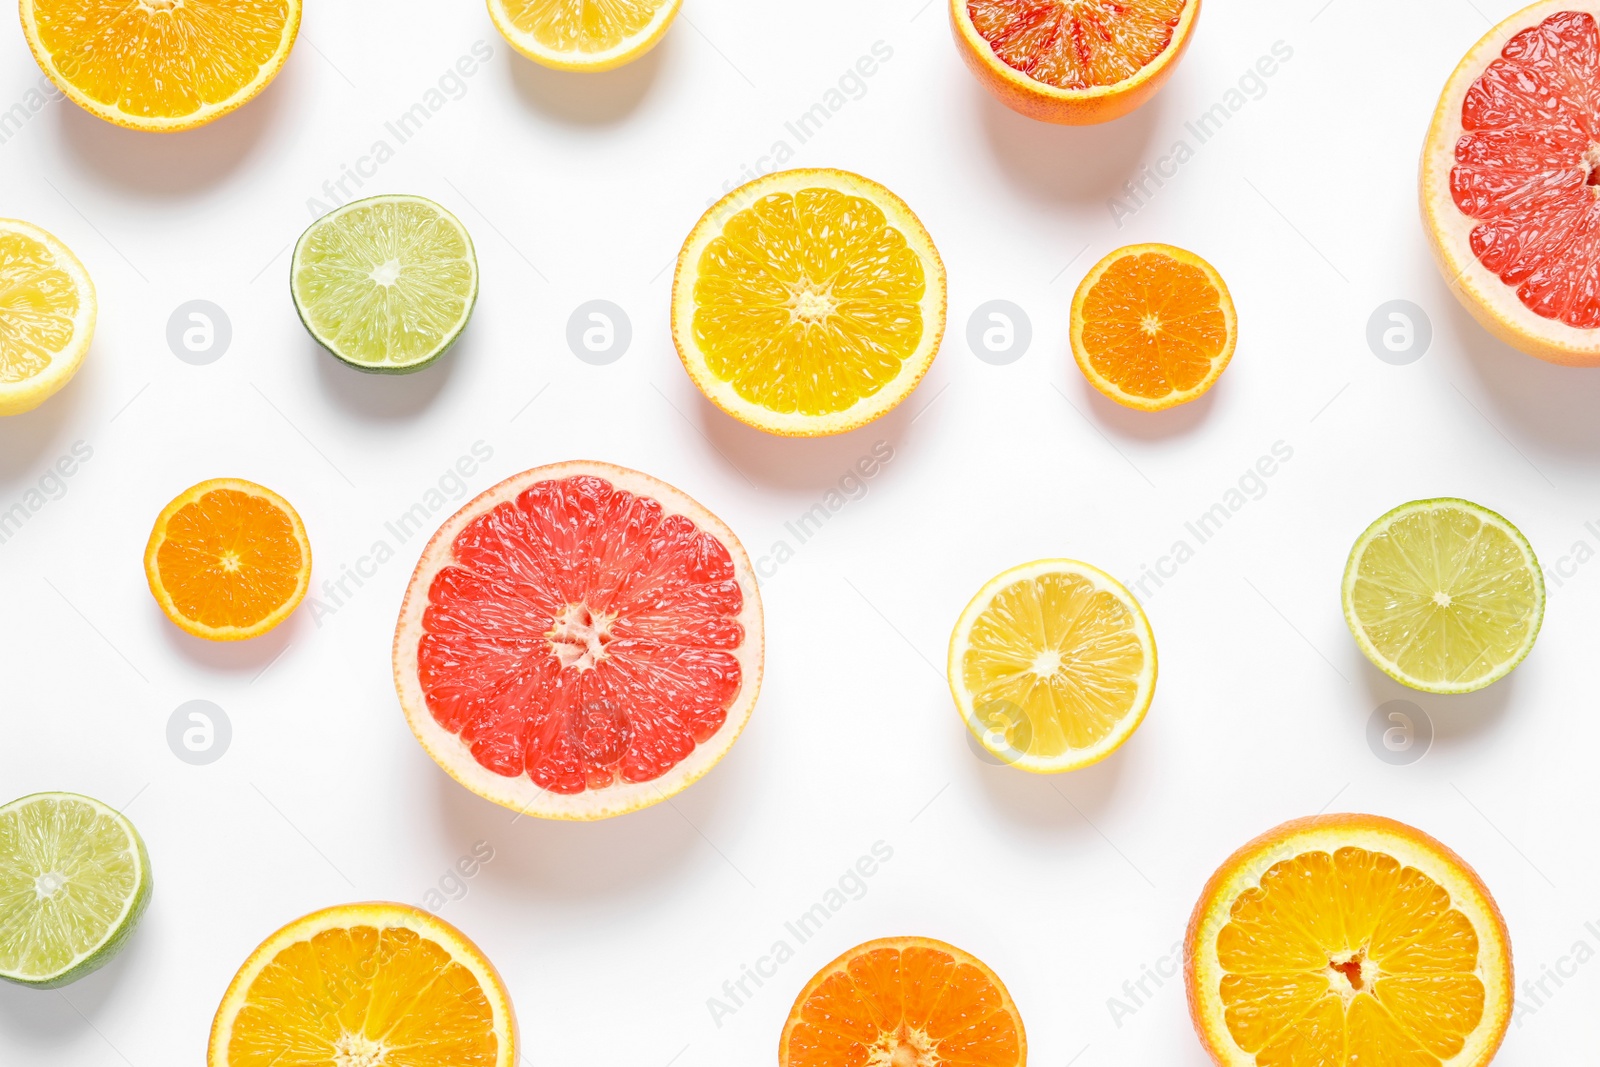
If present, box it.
[0,792,152,989]
[20,0,300,132]
[1071,243,1236,411]
[952,0,1200,124]
[488,0,682,71]
[1185,814,1513,1067]
[208,903,516,1067]
[1342,498,1543,695]
[145,478,312,642]
[672,168,947,437]
[393,461,763,821]
[0,219,95,417]
[948,559,1156,772]
[780,936,1026,1067]
[1422,2,1600,365]
[292,195,479,374]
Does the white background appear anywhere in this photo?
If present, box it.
[2,0,1597,1063]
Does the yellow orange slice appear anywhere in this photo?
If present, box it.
[144,478,311,641]
[488,0,682,71]
[948,559,1156,773]
[672,168,947,437]
[780,936,1026,1067]
[1071,243,1237,411]
[0,219,94,417]
[20,0,300,132]
[952,0,1201,124]
[208,903,516,1067]
[1185,814,1513,1067]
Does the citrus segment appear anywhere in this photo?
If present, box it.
[0,792,151,989]
[145,478,312,641]
[780,937,1026,1067]
[208,903,515,1067]
[20,0,300,131]
[1342,499,1543,695]
[948,559,1156,773]
[0,219,95,417]
[291,195,479,374]
[672,169,947,437]
[1071,243,1236,410]
[952,0,1201,124]
[394,461,763,820]
[1185,814,1512,1067]
[488,0,682,71]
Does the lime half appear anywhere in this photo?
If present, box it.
[291,195,478,374]
[0,792,152,988]
[1342,498,1544,694]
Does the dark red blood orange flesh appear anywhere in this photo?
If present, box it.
[1452,10,1600,328]
[416,474,746,795]
[966,0,1186,89]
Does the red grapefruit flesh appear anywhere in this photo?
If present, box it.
[1423,2,1600,364]
[968,0,1186,90]
[393,461,762,820]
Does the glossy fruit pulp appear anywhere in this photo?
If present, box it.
[499,0,664,51]
[1080,250,1228,399]
[0,231,79,384]
[1452,10,1600,328]
[156,489,305,630]
[417,475,746,794]
[1216,846,1486,1065]
[967,0,1185,90]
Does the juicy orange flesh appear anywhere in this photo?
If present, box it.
[1216,846,1486,1066]
[498,0,666,51]
[1452,10,1600,328]
[154,489,305,631]
[961,572,1145,758]
[968,0,1185,90]
[785,945,1023,1067]
[29,0,292,120]
[692,187,926,416]
[226,924,499,1067]
[1080,251,1228,400]
[0,232,79,385]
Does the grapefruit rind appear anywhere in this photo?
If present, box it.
[950,0,1201,125]
[486,0,682,72]
[0,219,96,418]
[1421,0,1600,365]
[1184,814,1513,1067]
[393,460,764,821]
[19,0,302,133]
[671,168,948,438]
[207,902,517,1067]
[947,558,1157,774]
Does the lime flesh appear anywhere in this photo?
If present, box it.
[1342,498,1544,695]
[0,792,152,988]
[291,195,478,374]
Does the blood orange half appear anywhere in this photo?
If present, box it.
[1423,2,1600,365]
[393,461,763,821]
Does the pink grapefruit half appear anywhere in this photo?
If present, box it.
[393,461,763,820]
[1422,1,1600,364]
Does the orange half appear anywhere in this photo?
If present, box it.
[1185,814,1513,1067]
[208,903,516,1067]
[952,0,1200,124]
[144,478,311,641]
[781,936,1026,1067]
[20,0,301,132]
[1071,242,1236,411]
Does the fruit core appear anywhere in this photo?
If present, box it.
[369,259,402,287]
[874,1026,936,1067]
[1328,951,1370,994]
[333,1033,386,1067]
[546,603,616,672]
[33,871,66,899]
[790,282,837,323]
